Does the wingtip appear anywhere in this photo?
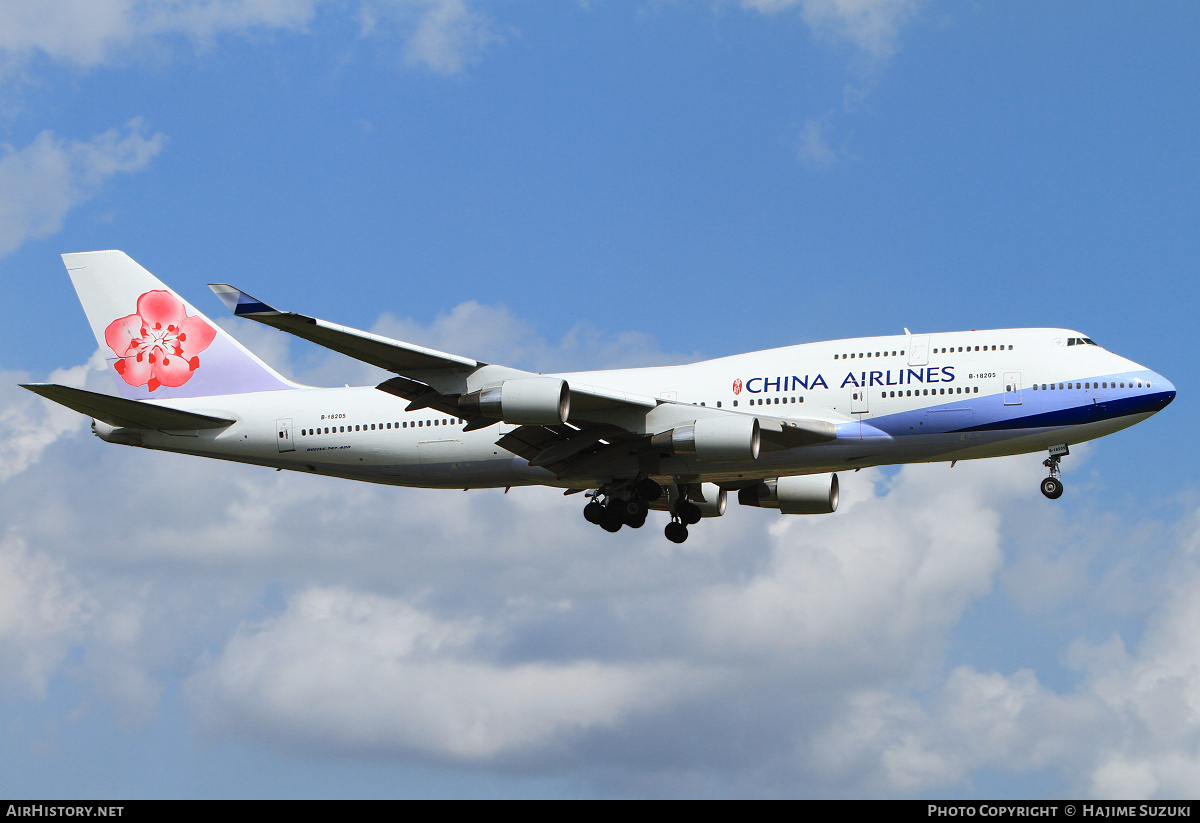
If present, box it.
[208,283,279,316]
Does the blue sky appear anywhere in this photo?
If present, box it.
[2,0,1199,798]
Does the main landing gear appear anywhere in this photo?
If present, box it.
[583,478,702,543]
[1040,444,1068,499]
[666,498,701,544]
[583,478,660,533]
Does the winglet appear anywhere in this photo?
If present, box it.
[209,284,282,317]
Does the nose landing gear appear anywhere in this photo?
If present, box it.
[1041,444,1068,499]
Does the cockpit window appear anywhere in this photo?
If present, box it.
[1067,337,1099,346]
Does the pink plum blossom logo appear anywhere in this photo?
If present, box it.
[732,378,743,395]
[104,291,217,392]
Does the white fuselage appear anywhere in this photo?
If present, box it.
[115,327,1175,489]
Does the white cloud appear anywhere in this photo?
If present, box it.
[0,1,321,69]
[792,506,1200,799]
[690,460,1016,669]
[0,119,164,259]
[370,301,690,376]
[0,363,100,483]
[363,0,500,76]
[0,535,93,700]
[0,0,497,78]
[738,1,924,167]
[740,0,921,62]
[188,586,693,760]
[797,116,838,168]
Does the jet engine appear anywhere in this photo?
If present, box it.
[459,377,570,425]
[737,473,839,514]
[691,482,728,518]
[650,415,760,462]
[91,420,143,445]
[646,482,728,518]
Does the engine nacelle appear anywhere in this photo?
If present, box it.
[737,473,839,514]
[92,420,143,445]
[650,415,760,462]
[692,482,728,518]
[647,482,728,518]
[459,377,570,425]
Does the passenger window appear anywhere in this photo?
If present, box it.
[733,400,738,407]
[716,401,722,408]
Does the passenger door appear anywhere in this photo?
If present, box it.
[276,418,295,452]
[1003,372,1022,405]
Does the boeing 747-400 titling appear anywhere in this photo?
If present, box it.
[24,251,1176,543]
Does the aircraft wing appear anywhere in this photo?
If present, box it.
[208,285,479,374]
[209,284,658,421]
[21,384,235,431]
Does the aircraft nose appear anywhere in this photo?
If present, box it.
[1152,372,1176,409]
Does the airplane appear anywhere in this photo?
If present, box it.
[23,251,1176,543]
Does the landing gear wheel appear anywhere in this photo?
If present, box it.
[676,500,702,526]
[635,478,663,502]
[1041,446,1067,500]
[1040,476,1064,499]
[627,511,647,529]
[583,501,604,524]
[601,499,625,532]
[664,521,689,543]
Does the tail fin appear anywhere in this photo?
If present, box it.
[64,250,296,400]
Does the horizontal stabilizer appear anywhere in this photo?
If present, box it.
[21,384,235,431]
[209,284,479,374]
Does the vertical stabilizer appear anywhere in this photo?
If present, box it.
[64,250,296,400]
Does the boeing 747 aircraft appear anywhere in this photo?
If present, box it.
[24,251,1176,543]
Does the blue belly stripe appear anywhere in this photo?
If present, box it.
[955,390,1176,432]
